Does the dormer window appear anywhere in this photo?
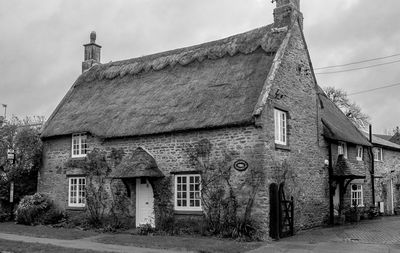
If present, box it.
[72,133,88,158]
[338,142,347,159]
[356,146,363,161]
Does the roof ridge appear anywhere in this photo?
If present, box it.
[79,24,286,82]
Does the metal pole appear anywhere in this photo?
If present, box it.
[328,143,334,225]
[369,125,376,206]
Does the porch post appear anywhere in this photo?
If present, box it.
[328,143,334,225]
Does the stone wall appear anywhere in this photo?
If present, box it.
[374,148,400,214]
[38,125,266,224]
[260,20,329,231]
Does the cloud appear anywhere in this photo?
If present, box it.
[0,0,398,133]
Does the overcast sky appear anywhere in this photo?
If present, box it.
[0,0,399,134]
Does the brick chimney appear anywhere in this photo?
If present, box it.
[82,31,101,73]
[273,0,303,28]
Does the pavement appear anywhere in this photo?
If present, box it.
[1,216,400,252]
[249,216,400,253]
[0,232,192,253]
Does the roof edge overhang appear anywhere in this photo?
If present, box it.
[321,119,372,147]
[41,119,256,141]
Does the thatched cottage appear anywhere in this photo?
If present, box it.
[38,0,373,237]
[317,88,373,223]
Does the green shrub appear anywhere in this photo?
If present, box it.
[15,193,64,225]
[137,223,155,235]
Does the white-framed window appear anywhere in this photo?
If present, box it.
[72,133,88,158]
[174,174,202,211]
[350,184,363,207]
[274,109,287,145]
[338,141,347,158]
[68,177,86,207]
[356,146,363,161]
[374,147,383,161]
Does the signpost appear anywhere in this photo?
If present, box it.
[10,181,14,203]
[7,148,15,203]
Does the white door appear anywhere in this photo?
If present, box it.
[135,178,155,227]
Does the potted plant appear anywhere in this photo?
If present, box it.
[345,201,361,223]
[333,204,345,225]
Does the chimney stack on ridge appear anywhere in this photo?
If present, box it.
[273,0,303,28]
[82,31,101,73]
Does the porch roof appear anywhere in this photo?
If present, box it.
[333,154,366,179]
[110,147,164,179]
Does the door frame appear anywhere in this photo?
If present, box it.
[135,178,155,227]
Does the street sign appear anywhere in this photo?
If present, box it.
[7,149,14,161]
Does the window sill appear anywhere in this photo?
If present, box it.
[71,156,87,160]
[275,143,290,151]
[66,206,86,211]
[174,210,203,216]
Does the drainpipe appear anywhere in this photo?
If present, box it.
[328,142,334,225]
[369,125,375,206]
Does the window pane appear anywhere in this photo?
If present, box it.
[274,110,279,141]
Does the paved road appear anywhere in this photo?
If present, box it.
[250,216,400,253]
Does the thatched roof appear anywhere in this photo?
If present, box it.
[110,147,164,178]
[318,86,371,147]
[41,25,287,138]
[333,154,366,179]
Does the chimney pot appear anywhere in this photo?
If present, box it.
[90,31,96,43]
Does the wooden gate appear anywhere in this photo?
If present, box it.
[270,183,294,239]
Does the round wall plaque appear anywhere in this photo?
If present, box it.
[233,159,248,172]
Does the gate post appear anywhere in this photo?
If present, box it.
[269,183,279,239]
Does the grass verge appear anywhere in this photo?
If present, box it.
[96,234,264,253]
[0,222,98,240]
[0,239,105,253]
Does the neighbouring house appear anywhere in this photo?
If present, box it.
[317,87,373,222]
[38,0,363,238]
[389,130,400,145]
[367,134,400,215]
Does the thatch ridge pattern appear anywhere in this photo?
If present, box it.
[81,25,283,82]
